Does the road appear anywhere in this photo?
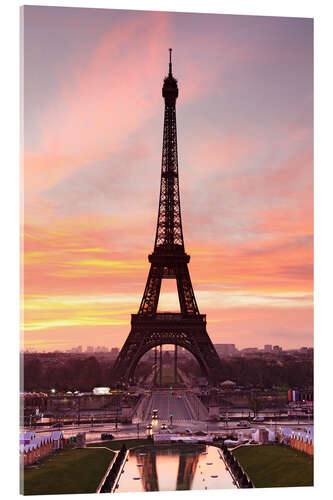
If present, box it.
[23,389,313,443]
[142,391,195,423]
[23,417,313,446]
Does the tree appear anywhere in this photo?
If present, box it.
[24,358,43,391]
[247,393,264,417]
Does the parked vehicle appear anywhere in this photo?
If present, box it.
[252,416,265,422]
[237,420,250,427]
[101,433,114,440]
[185,429,192,434]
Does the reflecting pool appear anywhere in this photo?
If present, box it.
[115,444,236,493]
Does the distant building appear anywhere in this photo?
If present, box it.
[220,380,236,389]
[86,346,94,353]
[258,428,269,445]
[214,344,238,357]
[273,345,282,354]
[110,347,119,358]
[264,344,272,352]
[95,346,109,353]
[251,427,275,444]
[241,347,259,354]
[66,345,83,354]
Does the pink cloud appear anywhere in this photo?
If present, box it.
[24,12,171,194]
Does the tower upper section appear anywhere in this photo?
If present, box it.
[162,48,179,105]
[153,49,186,255]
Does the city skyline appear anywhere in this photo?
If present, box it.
[23,342,313,354]
[23,7,313,352]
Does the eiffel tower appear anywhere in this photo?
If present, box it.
[112,49,222,385]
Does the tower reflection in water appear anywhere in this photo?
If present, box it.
[115,445,237,493]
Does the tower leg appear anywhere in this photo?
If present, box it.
[154,346,157,386]
[159,344,163,386]
[174,344,178,385]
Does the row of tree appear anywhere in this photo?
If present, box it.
[23,356,110,392]
[220,444,254,488]
[182,356,313,388]
[100,444,127,492]
[23,354,313,392]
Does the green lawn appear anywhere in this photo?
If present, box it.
[233,444,313,488]
[87,437,149,451]
[23,447,114,495]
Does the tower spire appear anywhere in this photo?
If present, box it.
[169,47,172,75]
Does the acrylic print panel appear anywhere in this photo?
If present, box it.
[21,4,314,496]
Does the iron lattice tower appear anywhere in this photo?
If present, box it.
[112,50,223,384]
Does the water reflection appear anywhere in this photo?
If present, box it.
[139,448,159,491]
[176,447,200,490]
[115,445,236,493]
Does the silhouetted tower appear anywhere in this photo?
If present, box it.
[112,49,222,384]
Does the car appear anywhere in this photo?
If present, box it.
[185,429,192,434]
[101,433,114,440]
[252,416,265,422]
[146,424,152,429]
[51,423,63,428]
[160,424,167,430]
[237,420,250,427]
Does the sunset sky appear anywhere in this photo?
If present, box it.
[22,6,313,351]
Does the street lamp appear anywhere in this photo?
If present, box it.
[115,406,119,431]
[77,397,81,427]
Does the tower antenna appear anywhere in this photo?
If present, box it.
[169,48,172,75]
